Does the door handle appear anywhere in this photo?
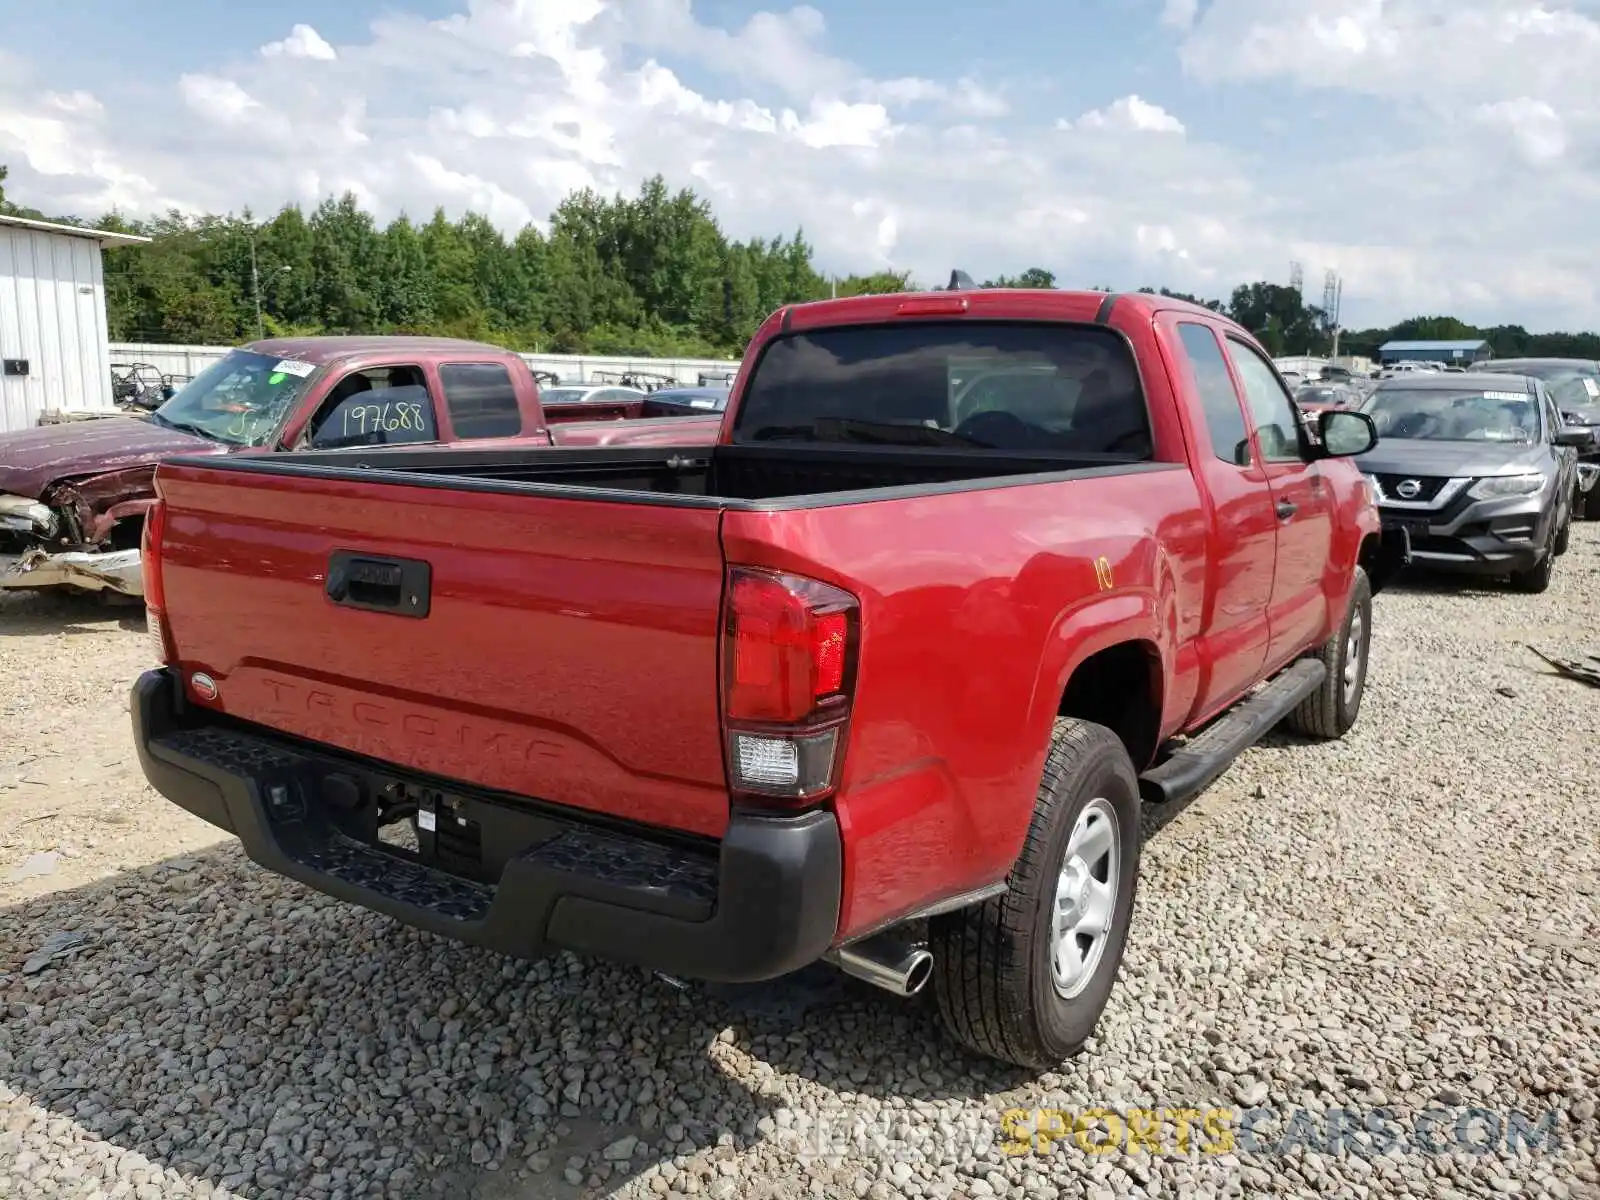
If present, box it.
[1275,498,1297,520]
[326,551,432,617]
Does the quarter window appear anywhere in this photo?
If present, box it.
[440,363,524,440]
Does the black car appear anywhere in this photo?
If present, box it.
[1467,357,1600,518]
[1357,373,1590,592]
[640,386,730,418]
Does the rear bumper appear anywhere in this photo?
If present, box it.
[131,668,841,982]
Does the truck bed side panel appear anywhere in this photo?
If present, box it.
[548,415,723,447]
[155,464,732,838]
[721,465,1207,939]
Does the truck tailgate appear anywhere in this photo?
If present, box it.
[154,463,732,838]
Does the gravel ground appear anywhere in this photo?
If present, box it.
[3,533,1599,1200]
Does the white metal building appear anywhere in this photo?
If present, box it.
[0,215,150,433]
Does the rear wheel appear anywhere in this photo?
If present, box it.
[1287,567,1372,739]
[930,719,1141,1069]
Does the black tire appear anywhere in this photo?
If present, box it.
[1582,484,1600,522]
[1510,548,1555,593]
[930,719,1141,1069]
[1554,512,1571,556]
[1286,566,1372,739]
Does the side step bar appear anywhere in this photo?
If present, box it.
[1138,658,1326,806]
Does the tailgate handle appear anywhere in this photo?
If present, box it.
[326,551,431,618]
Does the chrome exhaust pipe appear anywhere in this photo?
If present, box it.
[825,934,934,997]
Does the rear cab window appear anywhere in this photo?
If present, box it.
[731,321,1153,458]
[440,362,526,440]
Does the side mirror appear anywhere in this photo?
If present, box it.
[1318,409,1378,457]
[1556,427,1594,448]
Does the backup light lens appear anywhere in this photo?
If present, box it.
[729,729,841,797]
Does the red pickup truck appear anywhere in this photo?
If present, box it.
[131,288,1395,1068]
[0,336,719,599]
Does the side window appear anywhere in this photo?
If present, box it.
[1541,388,1560,442]
[307,366,438,449]
[440,362,524,439]
[1224,338,1304,463]
[1176,323,1252,467]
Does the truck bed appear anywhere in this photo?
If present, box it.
[162,441,1164,508]
[148,441,1180,843]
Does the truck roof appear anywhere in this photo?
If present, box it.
[1376,372,1535,392]
[773,287,1232,332]
[239,335,518,365]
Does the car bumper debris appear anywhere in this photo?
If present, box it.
[0,547,144,595]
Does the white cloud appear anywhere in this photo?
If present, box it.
[178,75,263,124]
[1067,94,1186,134]
[1166,0,1600,324]
[1475,97,1567,164]
[1160,0,1200,31]
[781,100,895,149]
[0,1,1598,328]
[261,24,338,61]
[44,91,102,117]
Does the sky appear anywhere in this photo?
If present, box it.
[1,0,1598,331]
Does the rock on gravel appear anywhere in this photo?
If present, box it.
[3,535,1600,1198]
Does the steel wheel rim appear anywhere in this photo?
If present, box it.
[1342,607,1364,704]
[1051,797,1120,999]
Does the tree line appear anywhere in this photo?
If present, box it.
[4,164,1597,361]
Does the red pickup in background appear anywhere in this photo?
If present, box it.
[130,286,1397,1068]
[0,336,720,598]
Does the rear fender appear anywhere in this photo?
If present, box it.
[1028,589,1168,765]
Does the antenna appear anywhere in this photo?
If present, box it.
[1289,261,1303,297]
[947,269,977,291]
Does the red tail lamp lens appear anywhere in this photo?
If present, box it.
[724,568,857,725]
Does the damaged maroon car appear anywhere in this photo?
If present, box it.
[0,336,722,599]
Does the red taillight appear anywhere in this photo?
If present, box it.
[140,498,166,612]
[141,498,176,666]
[724,569,856,723]
[722,567,858,803]
[812,611,847,696]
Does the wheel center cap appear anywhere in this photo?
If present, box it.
[1060,862,1090,913]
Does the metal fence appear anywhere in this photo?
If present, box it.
[107,343,743,388]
